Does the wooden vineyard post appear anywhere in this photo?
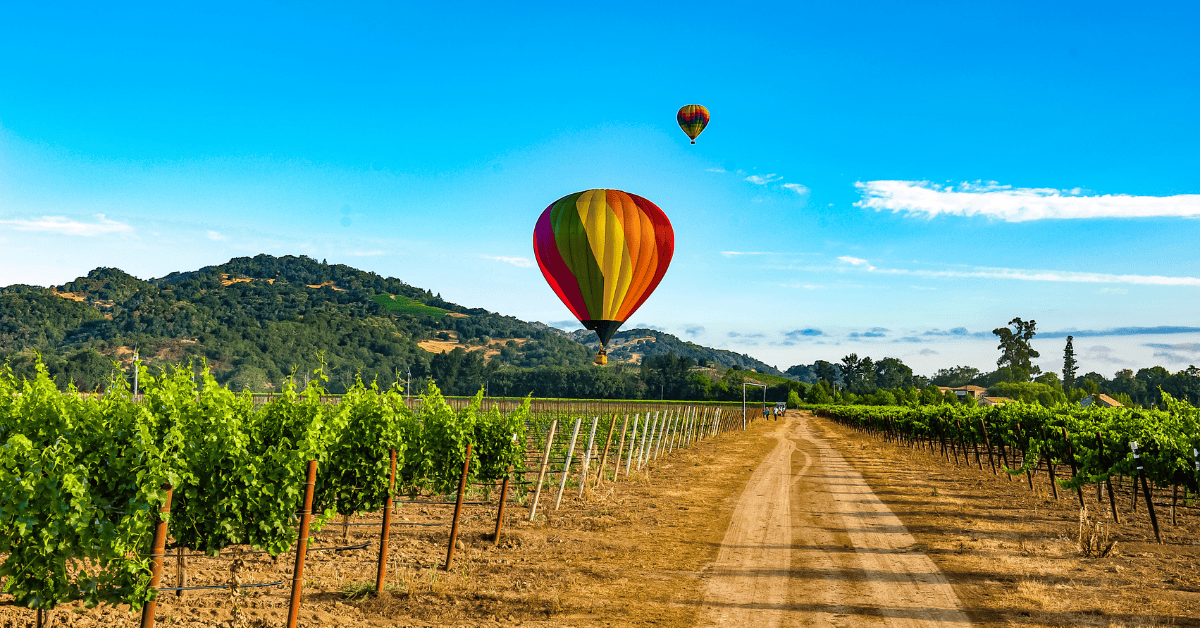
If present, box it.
[978,416,997,475]
[1131,471,1138,512]
[375,449,397,595]
[1131,442,1163,544]
[1061,428,1084,507]
[287,461,318,628]
[578,417,598,498]
[594,414,619,487]
[607,414,628,482]
[528,420,558,520]
[1099,433,1120,523]
[140,483,173,628]
[554,418,582,511]
[1016,422,1034,491]
[494,466,512,545]
[624,414,641,476]
[176,546,185,598]
[444,443,473,570]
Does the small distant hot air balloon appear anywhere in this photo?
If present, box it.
[677,104,709,144]
[533,189,675,365]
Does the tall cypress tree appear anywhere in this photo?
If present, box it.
[1062,335,1078,389]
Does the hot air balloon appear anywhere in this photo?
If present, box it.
[677,104,709,144]
[533,189,675,365]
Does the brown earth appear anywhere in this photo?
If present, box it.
[3,411,1198,627]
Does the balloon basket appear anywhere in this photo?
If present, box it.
[690,140,696,144]
[594,353,608,366]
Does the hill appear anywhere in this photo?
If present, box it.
[0,254,790,398]
[566,328,784,376]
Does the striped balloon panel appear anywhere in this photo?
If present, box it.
[676,104,710,140]
[533,189,674,326]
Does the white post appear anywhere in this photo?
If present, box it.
[638,412,658,470]
[554,418,583,511]
[624,414,641,476]
[578,416,599,498]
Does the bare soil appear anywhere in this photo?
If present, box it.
[3,410,1198,628]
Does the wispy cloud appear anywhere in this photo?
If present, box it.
[1145,342,1200,352]
[348,250,385,256]
[784,328,823,339]
[782,183,810,195]
[855,180,1200,222]
[481,255,534,268]
[206,230,228,242]
[924,327,970,337]
[0,214,132,236]
[833,257,1200,287]
[728,331,765,338]
[721,251,772,257]
[684,325,705,337]
[745,173,783,185]
[837,256,875,270]
[706,167,727,173]
[1041,326,1200,339]
[1084,345,1132,366]
[1145,342,1200,364]
[919,348,940,355]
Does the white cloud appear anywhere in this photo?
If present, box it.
[782,183,810,195]
[835,257,1200,287]
[706,167,727,173]
[837,256,876,271]
[206,230,228,242]
[745,173,782,185]
[855,180,1200,222]
[481,255,534,268]
[0,214,132,236]
[721,251,771,257]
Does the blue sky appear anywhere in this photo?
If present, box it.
[2,1,1199,377]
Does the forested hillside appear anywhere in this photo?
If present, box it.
[0,254,795,398]
[566,328,784,375]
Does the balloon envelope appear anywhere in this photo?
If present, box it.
[677,104,710,143]
[532,189,674,349]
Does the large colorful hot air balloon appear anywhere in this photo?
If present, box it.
[677,104,709,144]
[533,189,675,365]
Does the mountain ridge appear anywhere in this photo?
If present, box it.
[0,254,789,394]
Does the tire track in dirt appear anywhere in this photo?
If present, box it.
[698,413,972,627]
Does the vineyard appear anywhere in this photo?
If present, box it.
[0,361,750,627]
[810,398,1200,542]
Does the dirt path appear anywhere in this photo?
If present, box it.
[698,413,972,628]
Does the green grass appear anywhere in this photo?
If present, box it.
[371,294,449,318]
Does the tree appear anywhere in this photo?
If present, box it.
[874,357,913,390]
[814,360,840,387]
[931,366,979,387]
[806,381,833,404]
[1062,335,1078,389]
[992,317,1041,382]
[839,354,876,395]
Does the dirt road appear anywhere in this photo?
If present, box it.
[698,413,972,628]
